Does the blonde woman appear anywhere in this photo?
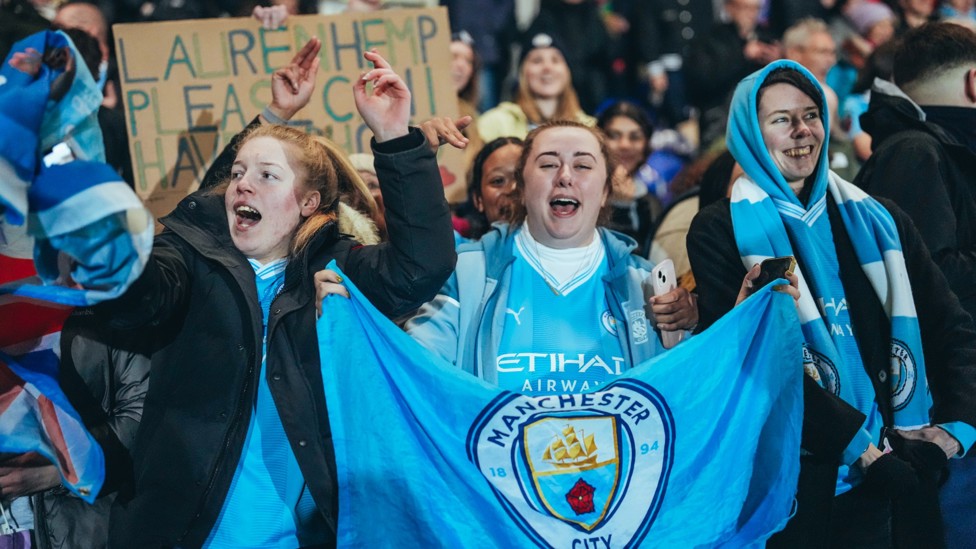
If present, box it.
[477,32,595,143]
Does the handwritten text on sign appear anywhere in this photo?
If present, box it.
[114,8,457,219]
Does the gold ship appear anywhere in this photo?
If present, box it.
[542,425,598,468]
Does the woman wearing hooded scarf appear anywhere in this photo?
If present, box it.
[687,60,976,547]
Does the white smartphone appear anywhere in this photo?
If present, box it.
[646,259,684,349]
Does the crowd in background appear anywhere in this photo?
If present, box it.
[2,0,976,547]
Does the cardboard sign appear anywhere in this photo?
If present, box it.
[113,7,462,221]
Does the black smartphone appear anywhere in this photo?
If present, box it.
[754,256,796,288]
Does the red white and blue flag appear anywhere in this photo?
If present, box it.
[1,30,152,503]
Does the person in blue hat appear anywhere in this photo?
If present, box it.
[688,59,976,547]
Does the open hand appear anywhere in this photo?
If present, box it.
[353,50,410,143]
[253,4,289,29]
[419,116,473,153]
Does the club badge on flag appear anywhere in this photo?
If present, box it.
[317,261,805,548]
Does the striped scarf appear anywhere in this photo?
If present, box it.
[727,60,930,431]
[0,30,153,502]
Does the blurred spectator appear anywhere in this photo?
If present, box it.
[855,22,976,547]
[477,32,595,142]
[828,0,898,124]
[841,39,897,161]
[939,0,975,21]
[53,2,120,108]
[450,31,484,174]
[442,0,518,112]
[524,0,613,114]
[897,0,937,31]
[0,0,49,61]
[768,0,841,36]
[60,28,134,186]
[597,101,663,254]
[685,0,780,149]
[784,17,858,179]
[458,136,522,240]
[348,153,387,241]
[631,0,715,127]
[114,0,239,22]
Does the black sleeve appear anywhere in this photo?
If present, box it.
[96,231,193,330]
[683,29,748,108]
[341,128,456,318]
[687,200,868,460]
[686,200,745,331]
[59,314,151,495]
[857,134,976,312]
[882,198,976,428]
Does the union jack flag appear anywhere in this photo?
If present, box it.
[0,30,152,503]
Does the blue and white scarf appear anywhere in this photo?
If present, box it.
[0,30,152,306]
[726,60,930,431]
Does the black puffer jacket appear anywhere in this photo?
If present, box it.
[32,311,152,549]
[101,129,455,547]
[855,86,976,322]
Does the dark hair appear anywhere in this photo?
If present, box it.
[469,137,524,202]
[596,101,655,163]
[852,39,899,94]
[698,150,738,209]
[462,136,523,238]
[60,27,101,78]
[756,67,824,114]
[893,22,976,87]
[509,120,614,227]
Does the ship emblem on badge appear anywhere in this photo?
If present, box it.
[890,339,917,410]
[802,345,841,395]
[468,380,674,547]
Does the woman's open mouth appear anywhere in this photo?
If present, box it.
[784,146,813,158]
[550,198,580,217]
[234,204,262,228]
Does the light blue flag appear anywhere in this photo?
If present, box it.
[318,264,804,548]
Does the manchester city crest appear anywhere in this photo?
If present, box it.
[802,345,840,395]
[468,380,674,548]
[890,339,917,411]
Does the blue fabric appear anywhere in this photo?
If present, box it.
[318,262,804,547]
[496,245,623,394]
[726,60,932,491]
[206,259,322,548]
[406,225,667,385]
[0,30,105,224]
[0,349,104,502]
[0,31,152,307]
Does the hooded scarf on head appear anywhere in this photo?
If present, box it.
[726,60,929,493]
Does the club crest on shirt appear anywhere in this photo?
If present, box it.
[802,344,840,395]
[601,310,618,336]
[628,310,649,345]
[468,380,674,548]
[890,339,917,411]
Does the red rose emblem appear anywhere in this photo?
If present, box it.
[566,478,596,515]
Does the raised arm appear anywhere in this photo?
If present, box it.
[201,38,322,189]
[332,51,456,317]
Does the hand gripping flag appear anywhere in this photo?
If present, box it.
[0,30,152,503]
[318,264,804,548]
